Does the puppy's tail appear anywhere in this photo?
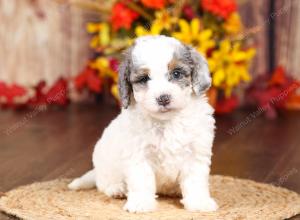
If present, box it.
[68,169,96,190]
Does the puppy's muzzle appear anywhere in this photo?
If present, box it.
[156,94,171,107]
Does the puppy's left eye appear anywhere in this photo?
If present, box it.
[171,69,184,79]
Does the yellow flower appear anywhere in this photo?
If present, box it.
[90,57,117,81]
[104,38,133,55]
[88,22,110,48]
[135,10,177,37]
[135,22,162,36]
[87,23,101,33]
[223,12,243,35]
[88,22,132,53]
[111,84,119,100]
[172,18,215,55]
[208,40,256,96]
[153,10,177,31]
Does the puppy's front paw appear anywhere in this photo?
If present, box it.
[104,184,126,199]
[181,197,218,212]
[123,195,157,213]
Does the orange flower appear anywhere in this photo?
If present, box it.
[111,2,139,31]
[141,0,166,9]
[201,0,237,19]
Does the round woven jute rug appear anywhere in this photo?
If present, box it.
[0,175,300,220]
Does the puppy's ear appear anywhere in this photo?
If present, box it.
[187,46,211,95]
[118,47,133,109]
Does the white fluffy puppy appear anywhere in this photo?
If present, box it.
[69,35,217,213]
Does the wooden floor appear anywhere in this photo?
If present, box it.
[0,103,300,219]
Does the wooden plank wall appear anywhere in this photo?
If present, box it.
[239,0,271,77]
[275,0,300,80]
[0,0,98,88]
[239,0,300,79]
[0,0,299,89]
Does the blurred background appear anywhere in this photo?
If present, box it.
[0,1,300,218]
[0,0,299,113]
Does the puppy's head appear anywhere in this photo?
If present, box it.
[119,35,211,119]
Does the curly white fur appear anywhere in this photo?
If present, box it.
[69,35,218,213]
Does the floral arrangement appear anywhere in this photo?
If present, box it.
[246,66,300,119]
[75,0,256,112]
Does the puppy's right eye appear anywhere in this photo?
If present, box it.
[135,75,150,84]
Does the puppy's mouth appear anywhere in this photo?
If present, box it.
[158,106,174,113]
[148,105,179,120]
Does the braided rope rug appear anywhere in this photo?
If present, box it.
[0,175,300,220]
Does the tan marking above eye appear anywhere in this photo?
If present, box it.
[168,58,190,74]
[137,68,150,75]
[168,58,180,71]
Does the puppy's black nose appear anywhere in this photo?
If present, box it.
[156,94,171,106]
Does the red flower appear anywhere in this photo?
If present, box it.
[201,0,237,19]
[111,2,139,31]
[183,4,196,20]
[246,66,300,119]
[45,79,68,105]
[141,0,166,9]
[109,58,119,72]
[268,66,287,86]
[0,82,27,105]
[27,79,68,106]
[215,95,239,114]
[75,66,102,93]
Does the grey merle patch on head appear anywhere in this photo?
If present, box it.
[175,45,211,95]
[118,46,134,109]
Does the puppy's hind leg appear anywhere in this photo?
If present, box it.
[68,169,96,190]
